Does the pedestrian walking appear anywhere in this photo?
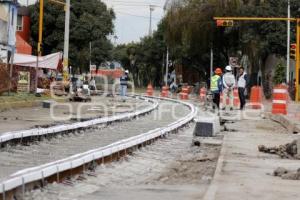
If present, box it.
[89,76,96,91]
[222,65,236,110]
[237,67,249,110]
[210,68,223,109]
[120,70,129,100]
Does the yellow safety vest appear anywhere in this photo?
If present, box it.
[211,75,220,92]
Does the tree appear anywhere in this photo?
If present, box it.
[112,21,167,87]
[163,0,300,94]
[274,62,285,85]
[29,0,115,73]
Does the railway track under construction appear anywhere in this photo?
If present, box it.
[0,96,197,200]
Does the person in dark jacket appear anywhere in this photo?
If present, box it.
[120,70,129,98]
[237,67,249,110]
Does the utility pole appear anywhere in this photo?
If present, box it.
[165,47,169,86]
[89,41,92,68]
[287,0,291,83]
[113,35,118,46]
[149,5,155,36]
[63,0,70,82]
[210,45,213,86]
[35,0,44,93]
[163,6,169,87]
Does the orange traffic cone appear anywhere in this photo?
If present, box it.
[179,86,189,100]
[199,87,206,102]
[146,83,154,96]
[272,84,288,115]
[250,86,262,109]
[233,88,240,109]
[161,86,169,97]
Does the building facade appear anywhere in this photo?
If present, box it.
[15,6,32,54]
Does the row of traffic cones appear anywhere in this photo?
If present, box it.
[147,83,288,115]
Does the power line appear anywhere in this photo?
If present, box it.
[102,0,163,8]
[109,3,162,8]
[115,11,161,20]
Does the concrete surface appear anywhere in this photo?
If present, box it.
[24,124,221,200]
[265,101,300,133]
[204,118,300,200]
[0,96,151,135]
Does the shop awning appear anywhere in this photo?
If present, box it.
[13,52,62,69]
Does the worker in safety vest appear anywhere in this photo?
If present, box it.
[210,68,223,109]
[222,65,236,110]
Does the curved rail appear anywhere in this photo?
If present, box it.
[0,96,197,199]
[0,96,158,146]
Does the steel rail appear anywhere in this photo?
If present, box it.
[0,96,158,147]
[0,96,197,199]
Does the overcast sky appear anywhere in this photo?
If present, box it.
[18,0,166,44]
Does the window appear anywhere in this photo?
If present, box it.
[17,15,23,31]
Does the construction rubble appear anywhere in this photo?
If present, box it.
[273,167,300,180]
[258,139,300,159]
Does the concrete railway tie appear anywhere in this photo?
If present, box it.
[0,96,197,200]
[0,96,158,147]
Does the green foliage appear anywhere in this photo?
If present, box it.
[112,21,167,87]
[29,0,115,72]
[273,62,285,85]
[164,0,300,81]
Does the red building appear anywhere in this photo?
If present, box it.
[15,6,32,55]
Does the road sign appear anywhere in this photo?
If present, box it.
[229,57,239,68]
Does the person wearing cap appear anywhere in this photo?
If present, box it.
[222,65,236,110]
[211,68,223,109]
[120,70,129,99]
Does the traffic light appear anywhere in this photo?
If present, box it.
[216,20,234,27]
[290,43,297,60]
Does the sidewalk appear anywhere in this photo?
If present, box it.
[204,118,300,200]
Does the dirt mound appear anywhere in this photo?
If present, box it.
[258,140,299,159]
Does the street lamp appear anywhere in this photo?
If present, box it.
[149,5,155,36]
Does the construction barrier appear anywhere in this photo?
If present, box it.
[187,86,193,94]
[233,88,240,109]
[220,88,240,109]
[250,86,263,109]
[146,83,154,96]
[179,86,189,100]
[199,87,206,102]
[161,86,169,97]
[272,84,288,115]
[220,92,228,108]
